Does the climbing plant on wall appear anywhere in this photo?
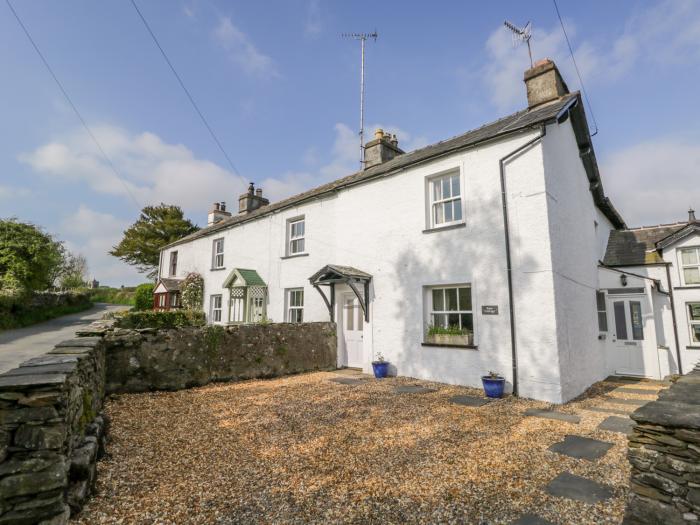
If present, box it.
[181,272,204,311]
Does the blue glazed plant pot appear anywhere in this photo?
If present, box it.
[481,376,505,398]
[372,361,389,379]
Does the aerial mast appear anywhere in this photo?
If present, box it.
[504,20,533,67]
[342,31,378,168]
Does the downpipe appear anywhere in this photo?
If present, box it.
[499,125,546,397]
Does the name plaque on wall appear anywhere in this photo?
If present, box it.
[481,305,499,315]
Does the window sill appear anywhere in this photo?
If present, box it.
[687,346,700,350]
[281,253,309,260]
[421,342,478,350]
[422,222,466,234]
[675,285,700,289]
[210,267,227,271]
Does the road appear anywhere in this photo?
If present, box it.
[0,303,128,375]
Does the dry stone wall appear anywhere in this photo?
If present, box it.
[0,337,107,525]
[624,366,700,524]
[101,322,337,393]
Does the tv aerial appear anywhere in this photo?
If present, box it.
[504,20,533,67]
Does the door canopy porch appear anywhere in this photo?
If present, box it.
[223,268,268,323]
[309,265,372,322]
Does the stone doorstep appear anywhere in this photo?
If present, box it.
[511,514,555,525]
[548,435,614,461]
[449,395,490,407]
[598,415,635,434]
[545,472,614,504]
[523,408,580,424]
[394,385,438,394]
[613,387,662,396]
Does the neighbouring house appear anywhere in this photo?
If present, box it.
[155,58,699,403]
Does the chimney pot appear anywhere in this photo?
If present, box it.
[214,202,220,211]
[523,58,570,109]
[220,201,226,212]
[255,188,263,197]
[374,128,384,140]
[690,208,697,223]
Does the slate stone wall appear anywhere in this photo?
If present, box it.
[0,337,107,525]
[100,322,337,393]
[624,367,700,524]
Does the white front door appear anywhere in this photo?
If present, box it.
[340,294,364,368]
[609,296,650,376]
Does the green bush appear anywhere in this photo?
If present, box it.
[84,286,137,306]
[114,310,206,329]
[133,283,155,311]
[0,292,93,330]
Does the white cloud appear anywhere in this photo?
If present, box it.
[213,16,278,78]
[20,125,249,217]
[481,0,700,111]
[0,186,30,201]
[58,206,142,287]
[304,0,323,37]
[602,139,700,226]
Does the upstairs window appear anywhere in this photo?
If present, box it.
[210,294,222,323]
[680,247,700,285]
[169,251,178,276]
[689,303,700,344]
[430,172,462,228]
[596,291,608,332]
[212,238,225,269]
[286,288,304,323]
[287,217,306,255]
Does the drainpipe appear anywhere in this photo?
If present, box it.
[499,125,547,397]
[665,263,683,375]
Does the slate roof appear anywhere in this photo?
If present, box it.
[310,265,373,283]
[165,92,606,250]
[603,223,689,266]
[156,278,182,291]
[223,268,266,287]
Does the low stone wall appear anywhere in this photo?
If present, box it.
[624,368,700,524]
[97,322,337,393]
[0,337,107,524]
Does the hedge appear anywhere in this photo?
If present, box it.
[114,310,206,329]
[133,283,155,311]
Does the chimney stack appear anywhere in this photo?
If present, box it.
[690,208,697,223]
[238,182,270,214]
[523,58,569,109]
[207,201,232,226]
[363,128,405,169]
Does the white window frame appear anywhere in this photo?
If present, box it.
[596,291,608,332]
[287,217,306,256]
[688,302,700,344]
[210,294,223,323]
[169,251,178,277]
[427,170,463,229]
[679,247,700,285]
[286,288,304,323]
[427,284,473,332]
[212,238,225,269]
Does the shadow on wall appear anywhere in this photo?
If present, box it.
[389,191,547,393]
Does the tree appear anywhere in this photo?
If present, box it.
[110,204,198,279]
[0,219,65,296]
[133,283,155,311]
[59,252,89,289]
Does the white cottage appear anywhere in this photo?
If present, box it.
[155,59,699,403]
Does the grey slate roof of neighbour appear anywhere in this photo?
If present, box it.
[603,222,689,266]
[156,278,182,291]
[165,92,623,249]
[310,264,373,283]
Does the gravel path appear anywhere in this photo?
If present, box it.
[74,373,662,524]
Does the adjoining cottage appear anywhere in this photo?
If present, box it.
[155,58,699,403]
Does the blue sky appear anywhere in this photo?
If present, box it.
[1,0,699,286]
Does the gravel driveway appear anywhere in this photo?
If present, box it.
[74,372,662,524]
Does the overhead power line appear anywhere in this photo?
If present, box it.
[130,0,244,179]
[6,0,142,211]
[552,0,599,136]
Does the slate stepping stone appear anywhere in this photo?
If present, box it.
[597,416,634,434]
[511,514,554,525]
[449,395,489,407]
[613,387,660,396]
[604,397,648,407]
[395,385,437,394]
[523,408,580,424]
[329,377,367,386]
[549,435,613,461]
[545,472,613,503]
[582,406,631,416]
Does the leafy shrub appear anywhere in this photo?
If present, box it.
[115,310,206,329]
[426,324,470,336]
[133,283,155,311]
[181,273,204,310]
[0,292,92,330]
[85,286,136,306]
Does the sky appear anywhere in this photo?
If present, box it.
[1,0,699,286]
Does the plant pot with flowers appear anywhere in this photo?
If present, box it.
[425,325,473,346]
[371,353,390,379]
[481,371,505,398]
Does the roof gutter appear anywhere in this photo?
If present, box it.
[499,124,547,397]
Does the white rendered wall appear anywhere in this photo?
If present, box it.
[160,129,571,402]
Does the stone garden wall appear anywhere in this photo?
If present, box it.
[0,337,107,524]
[624,366,700,524]
[99,322,337,393]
